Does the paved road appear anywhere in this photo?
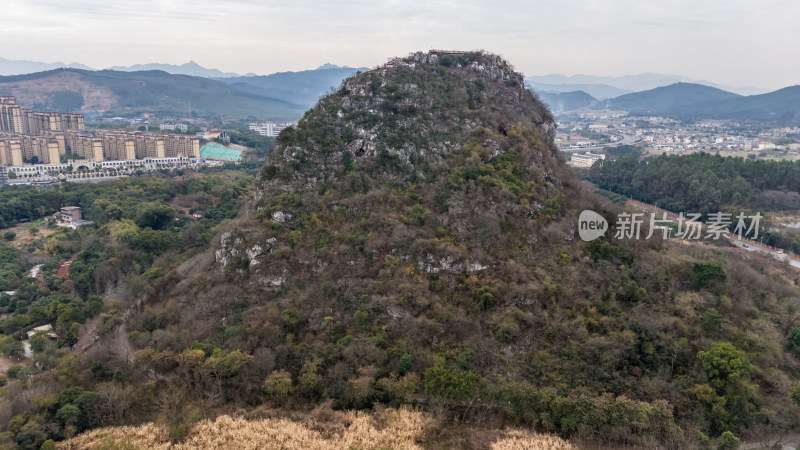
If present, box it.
[626,198,800,270]
[729,238,800,269]
[559,132,641,153]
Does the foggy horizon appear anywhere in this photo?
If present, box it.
[2,0,798,91]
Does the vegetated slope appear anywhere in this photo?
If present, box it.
[673,85,800,122]
[0,69,307,120]
[535,90,597,112]
[21,51,800,449]
[220,66,369,108]
[596,82,741,113]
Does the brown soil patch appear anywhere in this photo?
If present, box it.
[0,71,117,111]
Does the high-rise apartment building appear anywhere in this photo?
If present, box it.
[102,134,136,161]
[0,96,85,136]
[164,134,200,157]
[0,138,23,167]
[42,131,67,155]
[0,97,24,133]
[21,135,60,164]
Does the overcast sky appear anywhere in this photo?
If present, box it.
[2,0,797,90]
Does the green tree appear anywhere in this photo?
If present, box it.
[717,431,740,449]
[697,342,752,391]
[691,262,727,290]
[88,199,123,226]
[0,335,24,358]
[423,365,479,408]
[264,369,292,403]
[135,202,175,230]
[790,383,800,407]
[29,331,50,353]
[703,307,723,332]
[132,229,173,255]
[55,404,81,426]
[5,365,22,379]
[2,231,15,241]
[787,328,800,352]
[107,219,139,243]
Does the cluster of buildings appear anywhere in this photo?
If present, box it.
[631,122,800,152]
[1,96,85,166]
[0,96,200,169]
[556,110,800,156]
[65,129,200,162]
[248,121,293,137]
[0,96,84,134]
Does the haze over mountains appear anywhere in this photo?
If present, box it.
[0,57,94,75]
[533,81,800,123]
[0,69,308,120]
[216,65,368,107]
[526,73,767,97]
[0,57,797,123]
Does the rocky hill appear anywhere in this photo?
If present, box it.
[13,51,800,449]
[237,50,578,291]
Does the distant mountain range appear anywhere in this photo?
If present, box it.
[592,82,800,123]
[106,61,248,78]
[0,57,94,76]
[596,83,742,112]
[526,73,766,96]
[0,58,367,119]
[217,66,368,108]
[0,58,796,123]
[535,91,598,113]
[0,69,308,120]
[528,82,630,100]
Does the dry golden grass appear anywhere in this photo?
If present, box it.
[59,408,574,450]
[60,407,431,450]
[490,429,575,450]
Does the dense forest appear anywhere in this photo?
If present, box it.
[588,152,800,253]
[0,168,258,448]
[589,152,800,213]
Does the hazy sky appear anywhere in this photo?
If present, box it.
[2,0,798,90]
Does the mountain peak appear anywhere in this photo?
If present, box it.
[265,50,563,185]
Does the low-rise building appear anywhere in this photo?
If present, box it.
[203,130,228,141]
[160,123,188,132]
[54,206,82,225]
[569,152,606,168]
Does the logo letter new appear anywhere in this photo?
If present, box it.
[578,210,608,241]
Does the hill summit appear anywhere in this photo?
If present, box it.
[240,50,579,286]
[267,51,562,179]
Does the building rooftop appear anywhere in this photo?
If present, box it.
[200,142,242,161]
